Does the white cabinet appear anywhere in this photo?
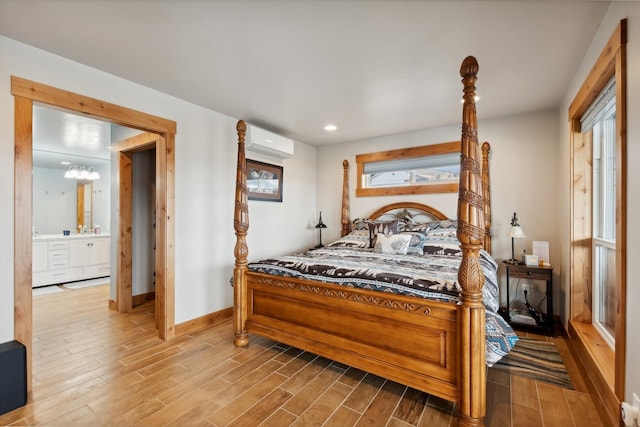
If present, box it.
[32,241,48,273]
[69,236,111,279]
[32,234,111,288]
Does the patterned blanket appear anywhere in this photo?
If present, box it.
[249,246,518,365]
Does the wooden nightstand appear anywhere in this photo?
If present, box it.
[503,263,554,336]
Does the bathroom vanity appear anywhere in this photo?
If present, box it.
[32,234,110,288]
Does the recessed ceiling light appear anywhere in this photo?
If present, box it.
[60,161,71,165]
[324,124,337,132]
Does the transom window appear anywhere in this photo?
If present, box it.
[356,141,460,197]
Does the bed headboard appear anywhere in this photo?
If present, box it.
[368,202,447,223]
[339,142,492,254]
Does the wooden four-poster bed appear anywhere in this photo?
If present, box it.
[232,56,502,426]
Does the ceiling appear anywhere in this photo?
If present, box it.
[0,1,612,147]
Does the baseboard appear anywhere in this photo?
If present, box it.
[175,307,233,337]
[108,291,156,310]
[567,320,619,427]
[132,291,155,307]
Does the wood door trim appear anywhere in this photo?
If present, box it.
[117,151,133,313]
[11,77,176,134]
[12,77,177,392]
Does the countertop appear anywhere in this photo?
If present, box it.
[33,233,110,240]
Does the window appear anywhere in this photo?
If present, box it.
[356,141,460,197]
[584,78,617,347]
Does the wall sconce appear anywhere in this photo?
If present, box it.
[315,212,327,248]
[506,212,526,264]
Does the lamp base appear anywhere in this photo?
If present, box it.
[504,258,522,265]
[315,243,325,249]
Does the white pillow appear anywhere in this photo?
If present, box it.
[374,233,412,255]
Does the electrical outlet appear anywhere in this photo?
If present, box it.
[522,283,530,296]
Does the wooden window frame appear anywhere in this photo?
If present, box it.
[355,141,461,197]
[568,19,626,427]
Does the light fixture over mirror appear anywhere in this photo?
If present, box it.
[64,164,100,180]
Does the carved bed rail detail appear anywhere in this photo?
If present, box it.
[252,276,436,316]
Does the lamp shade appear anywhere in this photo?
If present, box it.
[508,225,526,239]
[315,212,327,229]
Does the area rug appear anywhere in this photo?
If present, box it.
[491,337,573,389]
[32,285,64,296]
[63,277,110,290]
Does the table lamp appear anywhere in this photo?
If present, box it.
[506,212,526,264]
[315,212,327,248]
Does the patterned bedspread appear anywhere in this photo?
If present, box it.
[248,246,518,366]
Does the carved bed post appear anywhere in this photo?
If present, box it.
[482,142,492,254]
[456,56,486,427]
[233,120,249,347]
[341,160,350,237]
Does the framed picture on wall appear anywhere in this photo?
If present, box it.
[246,159,283,202]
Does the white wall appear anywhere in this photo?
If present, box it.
[559,3,639,404]
[0,35,317,343]
[317,109,560,313]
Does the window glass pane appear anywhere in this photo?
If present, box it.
[595,244,616,339]
[363,155,459,189]
[603,114,616,240]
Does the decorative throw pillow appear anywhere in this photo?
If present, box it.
[351,218,370,232]
[367,220,400,248]
[399,231,427,256]
[373,233,412,255]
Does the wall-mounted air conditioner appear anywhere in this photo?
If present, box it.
[246,124,294,159]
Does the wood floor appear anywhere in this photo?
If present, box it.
[0,284,603,426]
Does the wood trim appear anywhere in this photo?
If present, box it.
[14,95,33,391]
[355,141,461,163]
[110,292,156,309]
[12,77,177,392]
[568,21,626,123]
[356,183,458,197]
[111,131,160,153]
[355,141,461,197]
[10,76,176,134]
[614,27,627,399]
[175,307,233,337]
[117,152,133,313]
[568,18,626,413]
[568,321,618,426]
[76,183,85,228]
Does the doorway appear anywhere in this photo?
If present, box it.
[12,76,177,391]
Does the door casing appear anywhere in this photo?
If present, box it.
[12,76,177,391]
